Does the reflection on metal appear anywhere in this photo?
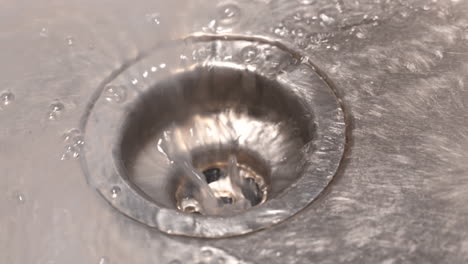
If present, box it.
[3,0,468,262]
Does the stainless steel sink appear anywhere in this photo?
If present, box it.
[1,0,468,263]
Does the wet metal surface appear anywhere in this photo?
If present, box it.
[1,0,468,263]
[81,37,345,237]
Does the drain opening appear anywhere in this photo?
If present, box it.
[121,65,312,217]
[203,168,222,184]
[175,151,272,216]
[175,150,269,215]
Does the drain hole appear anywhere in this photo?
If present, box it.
[174,151,269,216]
[121,66,313,217]
[220,196,234,204]
[203,167,222,184]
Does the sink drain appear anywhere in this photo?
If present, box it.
[80,35,346,237]
[176,147,269,215]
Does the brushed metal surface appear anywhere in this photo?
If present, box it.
[1,0,468,263]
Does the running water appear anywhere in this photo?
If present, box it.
[178,160,220,215]
[153,110,270,215]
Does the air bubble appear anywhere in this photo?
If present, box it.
[292,27,305,37]
[240,46,258,63]
[217,4,241,25]
[47,101,65,120]
[40,27,48,38]
[319,13,335,26]
[0,91,15,106]
[65,36,74,46]
[104,85,127,103]
[273,26,288,37]
[111,187,121,198]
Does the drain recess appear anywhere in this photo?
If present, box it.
[80,36,345,238]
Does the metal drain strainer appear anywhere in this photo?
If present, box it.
[80,35,346,238]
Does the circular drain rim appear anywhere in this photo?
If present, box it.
[80,35,346,238]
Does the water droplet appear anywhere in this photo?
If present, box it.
[273,26,288,37]
[99,257,109,264]
[146,13,161,25]
[61,145,81,160]
[180,54,188,61]
[240,45,258,63]
[65,36,74,46]
[298,0,315,4]
[62,128,80,142]
[61,129,84,160]
[217,4,241,25]
[39,27,48,38]
[356,32,365,39]
[295,37,308,49]
[293,12,303,21]
[201,248,213,258]
[104,85,127,103]
[14,191,25,204]
[202,19,218,33]
[0,91,15,106]
[192,48,211,62]
[319,13,335,26]
[423,5,431,11]
[111,186,121,198]
[336,0,345,13]
[159,63,167,69]
[292,27,305,37]
[47,101,65,120]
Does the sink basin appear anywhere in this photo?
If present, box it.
[1,0,468,263]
